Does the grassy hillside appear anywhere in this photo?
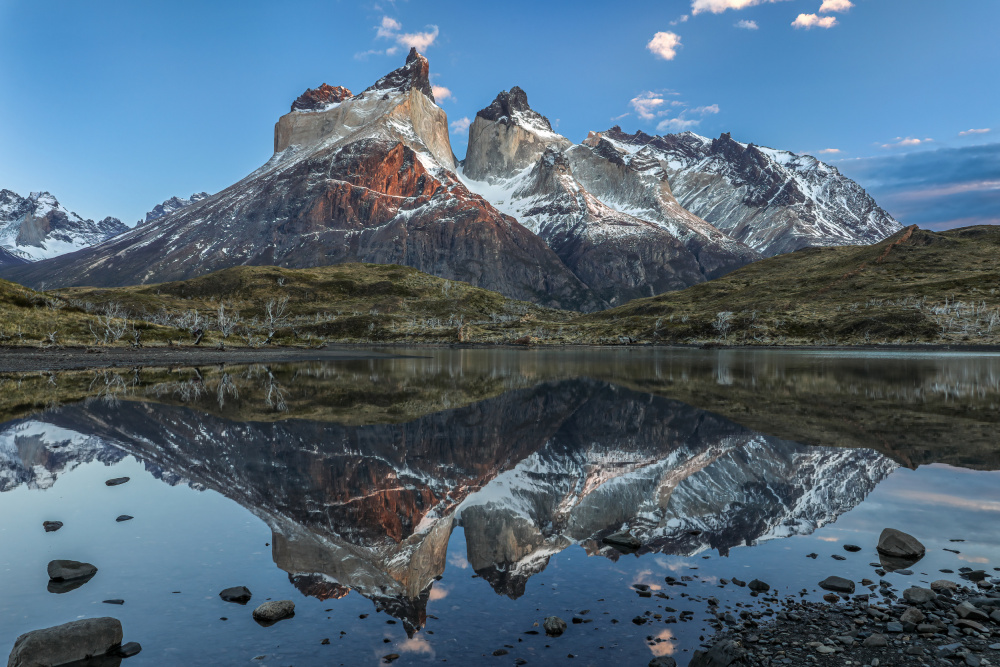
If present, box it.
[577,225,1000,346]
[0,263,573,348]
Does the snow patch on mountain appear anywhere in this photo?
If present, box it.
[0,190,126,261]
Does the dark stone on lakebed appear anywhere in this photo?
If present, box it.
[115,515,133,522]
[219,586,253,604]
[105,477,130,487]
[43,521,63,532]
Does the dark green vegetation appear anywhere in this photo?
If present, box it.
[2,225,999,349]
[0,264,572,348]
[581,225,1000,346]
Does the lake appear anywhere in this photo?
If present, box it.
[2,348,999,666]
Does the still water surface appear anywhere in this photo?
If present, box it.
[1,348,999,665]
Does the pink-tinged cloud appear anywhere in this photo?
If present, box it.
[691,0,791,15]
[888,179,1000,201]
[647,32,682,60]
[449,117,472,134]
[959,128,991,136]
[817,148,842,154]
[631,92,667,120]
[397,26,439,50]
[431,85,452,101]
[377,16,402,38]
[881,137,932,149]
[792,13,838,29]
[819,0,854,12]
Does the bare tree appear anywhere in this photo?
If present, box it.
[217,302,239,339]
[263,296,289,343]
[713,311,734,341]
[91,302,129,344]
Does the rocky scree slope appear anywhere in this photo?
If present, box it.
[0,50,597,312]
[0,190,126,262]
[460,88,761,306]
[592,127,901,256]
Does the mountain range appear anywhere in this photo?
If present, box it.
[0,50,901,310]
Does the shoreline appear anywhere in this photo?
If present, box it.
[3,341,1000,373]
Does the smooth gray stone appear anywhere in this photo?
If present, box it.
[819,576,855,594]
[876,528,926,559]
[251,600,294,625]
[7,617,123,667]
[47,560,98,582]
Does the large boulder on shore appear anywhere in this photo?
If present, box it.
[876,528,925,560]
[7,617,122,667]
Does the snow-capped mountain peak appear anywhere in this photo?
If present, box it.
[0,189,126,261]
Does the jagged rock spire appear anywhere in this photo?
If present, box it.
[363,47,434,101]
[476,86,553,131]
[291,84,353,112]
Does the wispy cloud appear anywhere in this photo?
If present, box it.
[691,0,791,14]
[735,19,759,30]
[630,91,667,120]
[817,148,842,154]
[881,136,932,149]
[670,14,690,26]
[691,104,720,115]
[431,85,452,101]
[449,117,472,134]
[366,16,439,55]
[819,0,854,12]
[657,118,701,132]
[960,128,992,137]
[792,13,838,29]
[611,112,631,121]
[647,31,682,60]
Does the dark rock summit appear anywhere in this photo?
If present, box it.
[291,83,353,112]
[364,47,434,100]
[476,86,553,130]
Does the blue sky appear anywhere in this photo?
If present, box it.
[0,0,996,229]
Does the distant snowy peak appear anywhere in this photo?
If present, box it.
[0,189,126,262]
[363,47,435,101]
[593,127,902,256]
[291,84,353,113]
[142,192,210,225]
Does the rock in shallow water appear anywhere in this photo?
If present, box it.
[688,639,747,667]
[648,657,676,667]
[220,586,253,604]
[544,616,567,636]
[252,600,294,625]
[105,477,130,487]
[47,559,98,581]
[42,521,63,533]
[7,617,123,667]
[115,515,133,523]
[748,579,769,592]
[819,576,855,594]
[876,527,925,559]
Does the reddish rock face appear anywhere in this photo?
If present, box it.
[290,84,353,112]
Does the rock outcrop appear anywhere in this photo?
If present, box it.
[290,83,353,112]
[141,192,209,225]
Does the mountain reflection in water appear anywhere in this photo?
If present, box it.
[4,349,969,636]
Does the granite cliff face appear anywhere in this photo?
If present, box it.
[2,50,596,311]
[0,190,126,262]
[1,377,895,630]
[591,128,902,256]
[460,89,761,305]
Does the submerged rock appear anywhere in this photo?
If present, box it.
[48,560,98,581]
[115,515,133,523]
[543,616,567,636]
[748,579,770,592]
[819,576,855,594]
[105,477,130,487]
[219,586,253,604]
[252,600,294,625]
[7,617,123,667]
[42,521,63,533]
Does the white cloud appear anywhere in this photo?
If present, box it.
[374,16,439,52]
[657,117,701,132]
[431,85,452,101]
[792,13,838,29]
[377,16,402,38]
[819,0,854,12]
[959,128,991,136]
[691,0,791,15]
[670,14,690,25]
[735,19,759,30]
[817,148,842,154]
[630,92,666,120]
[647,32,682,60]
[692,104,720,115]
[611,112,631,121]
[449,117,472,134]
[397,26,439,50]
[881,137,933,149]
